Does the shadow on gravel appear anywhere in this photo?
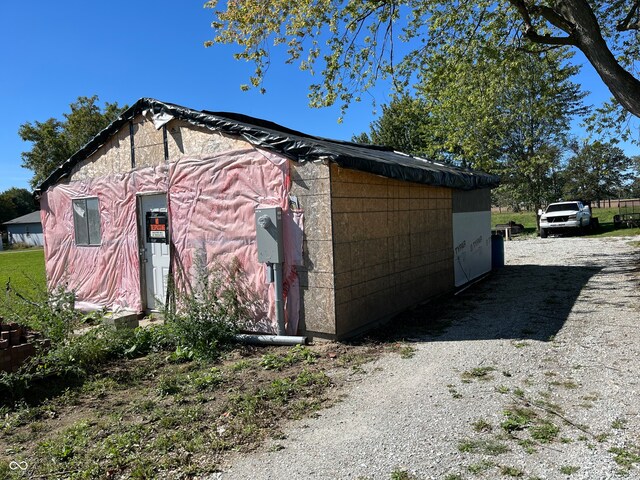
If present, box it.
[369,264,602,344]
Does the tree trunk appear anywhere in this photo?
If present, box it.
[555,1,640,117]
[513,0,640,118]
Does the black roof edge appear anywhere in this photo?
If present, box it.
[35,98,499,195]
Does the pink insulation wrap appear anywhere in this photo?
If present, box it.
[40,147,302,335]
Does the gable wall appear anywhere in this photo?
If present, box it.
[167,120,250,158]
[69,116,252,182]
[48,115,305,333]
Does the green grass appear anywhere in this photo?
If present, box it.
[458,438,510,455]
[559,465,580,475]
[0,345,343,479]
[0,249,46,318]
[0,248,45,295]
[492,208,640,238]
[461,366,495,382]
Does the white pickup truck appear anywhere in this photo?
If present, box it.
[539,201,591,238]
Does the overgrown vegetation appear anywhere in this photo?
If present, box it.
[0,348,342,479]
[0,260,255,405]
[163,259,250,361]
[0,258,380,478]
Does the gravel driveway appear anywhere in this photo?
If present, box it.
[222,235,640,480]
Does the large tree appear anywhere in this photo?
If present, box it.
[206,1,640,122]
[19,96,125,188]
[351,96,436,156]
[562,140,633,203]
[0,188,37,224]
[355,46,586,212]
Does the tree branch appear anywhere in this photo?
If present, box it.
[509,0,534,28]
[509,0,577,46]
[516,44,566,54]
[530,5,574,33]
[616,0,640,31]
[524,31,577,46]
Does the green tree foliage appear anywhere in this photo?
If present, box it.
[0,188,37,224]
[205,1,640,120]
[355,46,585,212]
[352,96,436,156]
[562,141,633,203]
[19,96,126,188]
[629,156,640,197]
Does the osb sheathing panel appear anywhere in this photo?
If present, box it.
[132,117,165,169]
[70,117,254,183]
[330,164,454,337]
[290,161,336,336]
[69,123,132,182]
[166,120,251,159]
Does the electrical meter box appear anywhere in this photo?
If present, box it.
[146,210,169,244]
[255,206,284,263]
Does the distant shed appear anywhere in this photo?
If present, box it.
[35,98,498,340]
[3,211,44,247]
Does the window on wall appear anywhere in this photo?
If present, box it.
[72,198,101,246]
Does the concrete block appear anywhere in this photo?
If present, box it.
[300,197,333,240]
[290,161,330,181]
[334,287,352,305]
[331,164,386,184]
[334,271,353,290]
[300,271,334,289]
[104,312,140,329]
[294,178,331,195]
[11,344,27,363]
[331,197,363,214]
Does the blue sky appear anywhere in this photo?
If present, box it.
[0,1,637,193]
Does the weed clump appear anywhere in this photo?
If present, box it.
[2,284,81,343]
[260,345,318,371]
[164,258,252,361]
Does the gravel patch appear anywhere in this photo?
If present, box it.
[221,235,640,480]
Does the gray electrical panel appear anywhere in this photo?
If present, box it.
[255,207,284,263]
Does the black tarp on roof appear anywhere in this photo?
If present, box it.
[35,98,499,195]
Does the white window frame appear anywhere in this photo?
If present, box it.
[72,197,102,246]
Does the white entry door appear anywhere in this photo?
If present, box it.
[139,194,171,310]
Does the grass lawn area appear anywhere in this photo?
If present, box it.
[0,248,46,298]
[0,248,46,293]
[491,207,640,239]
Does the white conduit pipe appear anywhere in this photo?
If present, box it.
[235,334,307,346]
